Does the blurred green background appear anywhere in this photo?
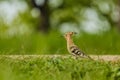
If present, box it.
[0,0,120,55]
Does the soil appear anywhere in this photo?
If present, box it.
[1,55,120,62]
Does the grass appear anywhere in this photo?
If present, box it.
[0,55,120,80]
[0,29,120,55]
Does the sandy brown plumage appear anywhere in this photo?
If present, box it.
[64,32,92,59]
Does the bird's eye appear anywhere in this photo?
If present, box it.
[69,32,72,34]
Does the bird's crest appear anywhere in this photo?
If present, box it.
[64,32,77,39]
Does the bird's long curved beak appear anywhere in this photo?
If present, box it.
[74,32,77,34]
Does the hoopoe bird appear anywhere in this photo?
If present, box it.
[64,32,92,59]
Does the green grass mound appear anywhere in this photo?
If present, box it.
[0,56,120,80]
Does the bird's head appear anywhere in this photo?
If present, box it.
[64,32,77,39]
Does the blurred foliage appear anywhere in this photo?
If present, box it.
[0,0,119,54]
[49,0,118,29]
[0,29,120,55]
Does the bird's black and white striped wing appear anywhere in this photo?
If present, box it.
[70,45,91,59]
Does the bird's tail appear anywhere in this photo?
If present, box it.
[84,54,94,60]
[80,53,93,60]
